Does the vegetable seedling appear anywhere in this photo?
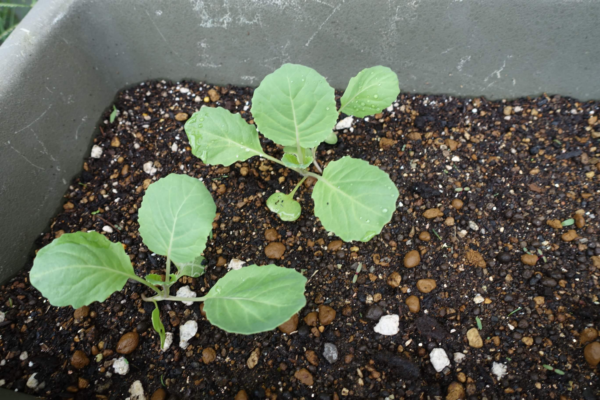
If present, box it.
[30,174,307,347]
[185,64,400,242]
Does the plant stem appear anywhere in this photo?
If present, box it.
[259,152,321,180]
[129,275,162,296]
[289,176,307,198]
[311,147,322,173]
[142,294,207,303]
[163,256,172,297]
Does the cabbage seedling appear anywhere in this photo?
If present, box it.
[185,64,400,242]
[30,174,307,347]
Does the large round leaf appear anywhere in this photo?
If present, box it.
[312,157,399,242]
[339,66,400,118]
[251,64,337,148]
[185,107,264,166]
[203,264,307,334]
[30,232,135,309]
[139,174,216,264]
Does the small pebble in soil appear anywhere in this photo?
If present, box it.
[580,328,598,345]
[264,242,286,259]
[318,305,336,326]
[323,343,338,364]
[446,382,466,400]
[423,208,443,219]
[374,315,399,336]
[128,380,145,400]
[71,350,90,369]
[521,254,538,266]
[304,312,318,327]
[467,328,483,348]
[492,362,507,379]
[386,271,401,288]
[179,320,198,349]
[116,331,139,354]
[278,314,299,334]
[416,279,437,293]
[161,332,173,352]
[113,357,130,375]
[175,286,196,306]
[235,390,249,400]
[584,342,600,367]
[294,368,314,386]
[404,250,421,268]
[26,373,40,390]
[453,353,466,364]
[405,295,421,313]
[451,199,464,210]
[429,348,450,372]
[366,305,384,321]
[151,388,167,400]
[418,231,431,241]
[202,348,217,364]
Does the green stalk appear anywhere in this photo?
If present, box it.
[289,176,307,198]
[128,275,162,296]
[163,256,172,297]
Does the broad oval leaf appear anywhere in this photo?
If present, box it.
[29,232,134,309]
[203,264,307,334]
[152,302,166,349]
[185,107,264,166]
[281,152,313,169]
[267,192,302,221]
[175,256,206,278]
[339,66,400,118]
[252,64,337,148]
[312,157,399,242]
[139,174,216,264]
[145,274,177,286]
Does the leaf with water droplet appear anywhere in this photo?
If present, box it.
[267,192,302,221]
[339,66,400,118]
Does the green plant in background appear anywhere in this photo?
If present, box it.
[0,1,36,44]
[185,63,400,242]
[29,174,307,347]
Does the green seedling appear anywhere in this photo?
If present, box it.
[561,218,574,227]
[30,174,307,347]
[109,105,118,123]
[507,307,522,317]
[185,64,400,242]
[475,316,483,330]
[543,364,565,375]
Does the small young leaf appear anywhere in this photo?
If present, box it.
[29,232,135,309]
[203,264,307,334]
[324,131,338,145]
[281,152,314,169]
[109,105,118,123]
[561,218,574,227]
[554,369,565,375]
[476,316,483,330]
[543,364,554,371]
[267,192,302,222]
[151,302,166,349]
[251,64,338,148]
[312,157,399,242]
[145,274,177,286]
[175,256,206,278]
[339,66,400,118]
[185,107,264,166]
[139,174,216,264]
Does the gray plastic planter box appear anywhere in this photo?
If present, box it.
[0,0,599,396]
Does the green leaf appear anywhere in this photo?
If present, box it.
[476,316,483,330]
[138,174,216,264]
[203,264,306,334]
[267,192,302,222]
[29,232,135,309]
[152,302,166,349]
[281,152,313,169]
[554,369,565,375]
[312,157,399,242]
[175,256,206,278]
[561,218,574,227]
[339,66,400,118]
[109,106,118,123]
[251,64,337,148]
[145,274,177,286]
[185,107,264,166]
[543,364,554,371]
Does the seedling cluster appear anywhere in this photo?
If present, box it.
[185,63,401,242]
[30,174,307,346]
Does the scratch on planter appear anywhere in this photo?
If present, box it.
[13,104,52,135]
[305,1,343,46]
[8,144,44,171]
[457,56,471,72]
[144,10,191,66]
[484,56,512,83]
[75,116,88,140]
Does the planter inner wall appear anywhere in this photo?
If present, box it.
[1,0,599,282]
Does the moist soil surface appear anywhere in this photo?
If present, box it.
[1,80,600,400]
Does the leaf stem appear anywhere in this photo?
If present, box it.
[289,177,307,198]
[311,147,322,173]
[163,256,172,297]
[129,275,162,296]
[142,294,207,303]
[259,152,321,180]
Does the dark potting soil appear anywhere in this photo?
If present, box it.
[1,80,599,400]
